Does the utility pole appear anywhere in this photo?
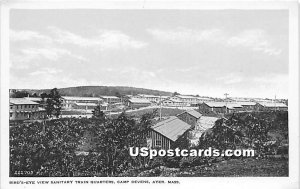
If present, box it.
[224,93,229,114]
[159,95,162,120]
[274,94,277,111]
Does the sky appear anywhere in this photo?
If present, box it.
[9,10,288,98]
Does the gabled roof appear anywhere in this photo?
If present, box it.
[152,116,191,142]
[10,98,39,105]
[180,109,202,119]
[74,102,98,106]
[204,102,226,108]
[196,97,213,101]
[236,102,256,106]
[203,102,245,109]
[162,98,183,103]
[226,104,243,109]
[24,97,43,102]
[258,102,288,108]
[100,96,119,99]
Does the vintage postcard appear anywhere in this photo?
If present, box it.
[0,0,299,189]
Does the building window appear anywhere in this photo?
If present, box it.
[156,140,162,146]
[10,113,12,117]
[25,105,27,108]
[10,106,12,109]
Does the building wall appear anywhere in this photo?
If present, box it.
[198,103,227,114]
[62,99,101,109]
[127,101,151,109]
[147,130,172,150]
[212,107,226,113]
[101,97,120,104]
[241,105,256,111]
[162,100,184,107]
[198,103,211,114]
[264,106,288,111]
[73,104,97,110]
[9,104,45,121]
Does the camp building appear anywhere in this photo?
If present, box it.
[177,109,202,129]
[125,98,152,109]
[61,96,102,110]
[147,116,192,150]
[10,98,46,121]
[254,102,288,111]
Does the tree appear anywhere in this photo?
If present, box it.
[45,88,62,118]
[10,90,29,98]
[94,110,156,176]
[172,92,180,96]
[40,92,48,99]
[92,105,105,119]
[115,92,122,98]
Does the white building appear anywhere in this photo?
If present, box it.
[169,95,198,106]
[10,98,46,120]
[161,98,185,107]
[61,96,102,110]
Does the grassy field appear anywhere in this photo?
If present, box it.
[131,157,288,177]
[178,157,288,177]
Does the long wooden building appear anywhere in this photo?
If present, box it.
[147,116,192,150]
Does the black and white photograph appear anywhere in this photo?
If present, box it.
[0,0,299,189]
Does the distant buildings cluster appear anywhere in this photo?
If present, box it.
[9,92,288,121]
[198,100,288,114]
[148,109,202,150]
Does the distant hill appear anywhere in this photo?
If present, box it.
[17,86,173,97]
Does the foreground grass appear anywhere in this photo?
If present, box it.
[177,158,288,177]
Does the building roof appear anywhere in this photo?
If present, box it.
[128,98,151,104]
[258,102,288,108]
[183,109,202,119]
[226,103,243,109]
[163,98,183,103]
[152,116,191,142]
[10,98,39,105]
[160,96,171,99]
[62,96,102,101]
[236,102,256,106]
[203,102,245,109]
[176,95,198,99]
[197,116,220,132]
[252,98,274,103]
[74,102,98,106]
[24,97,43,102]
[100,96,120,99]
[204,102,226,108]
[196,97,213,101]
[228,97,253,102]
